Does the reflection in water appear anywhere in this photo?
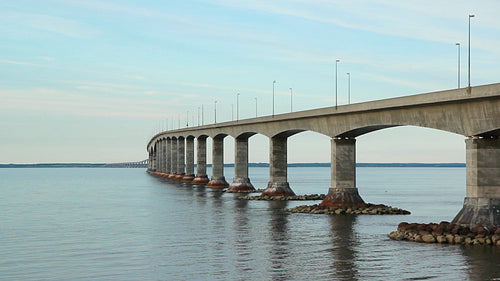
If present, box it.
[329,215,359,281]
[232,194,252,277]
[462,245,500,281]
[267,201,292,281]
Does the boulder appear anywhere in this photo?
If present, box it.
[422,234,436,243]
[436,235,448,244]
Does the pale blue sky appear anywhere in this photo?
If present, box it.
[1,0,499,163]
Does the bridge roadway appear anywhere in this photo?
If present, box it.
[147,83,500,226]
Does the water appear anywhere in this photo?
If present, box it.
[1,167,500,280]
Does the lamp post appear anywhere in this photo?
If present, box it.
[186,111,189,127]
[289,88,293,112]
[272,80,276,116]
[197,107,200,126]
[346,72,351,104]
[237,93,240,121]
[231,104,234,121]
[456,43,461,88]
[201,105,204,125]
[468,14,475,88]
[214,100,217,124]
[335,59,340,107]
[254,97,258,117]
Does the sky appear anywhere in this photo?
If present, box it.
[1,0,499,164]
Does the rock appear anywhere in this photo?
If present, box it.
[446,234,455,244]
[454,235,465,244]
[422,234,436,243]
[436,235,448,244]
[491,235,500,244]
[414,235,424,243]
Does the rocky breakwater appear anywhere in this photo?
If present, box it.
[285,203,410,215]
[390,221,500,246]
[238,194,326,201]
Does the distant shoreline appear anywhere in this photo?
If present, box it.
[0,163,466,168]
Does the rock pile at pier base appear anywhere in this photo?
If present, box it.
[389,221,500,246]
[285,203,410,215]
[238,194,326,201]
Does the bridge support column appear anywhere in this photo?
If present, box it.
[452,137,500,226]
[207,135,229,188]
[175,137,185,179]
[159,139,166,176]
[228,135,255,192]
[153,143,158,172]
[183,136,195,182]
[320,138,366,208]
[148,150,153,172]
[162,139,168,176]
[193,136,209,185]
[168,138,178,178]
[263,135,295,196]
[165,138,171,176]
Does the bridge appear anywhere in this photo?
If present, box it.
[147,84,500,226]
[103,160,148,168]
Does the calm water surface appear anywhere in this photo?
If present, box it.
[1,167,500,280]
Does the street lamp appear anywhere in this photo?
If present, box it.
[231,104,234,121]
[346,72,351,104]
[237,93,240,121]
[186,111,189,127]
[272,80,276,116]
[197,107,200,126]
[201,104,204,125]
[335,59,340,107]
[468,14,475,88]
[289,88,293,112]
[456,43,461,88]
[254,97,258,117]
[214,100,217,124]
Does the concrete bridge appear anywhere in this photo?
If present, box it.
[147,84,500,226]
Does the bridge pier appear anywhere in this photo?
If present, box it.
[175,136,186,180]
[193,136,210,185]
[160,139,167,176]
[228,135,255,192]
[165,138,172,176]
[168,137,178,178]
[183,136,195,182]
[263,135,295,196]
[320,138,366,208]
[452,137,500,226]
[207,135,229,188]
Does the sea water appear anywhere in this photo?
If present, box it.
[1,167,499,280]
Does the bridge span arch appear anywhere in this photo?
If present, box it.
[148,84,500,227]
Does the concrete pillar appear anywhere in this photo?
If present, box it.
[152,143,158,172]
[162,139,167,175]
[452,137,500,226]
[207,135,229,188]
[262,135,295,196]
[193,136,209,185]
[165,138,171,175]
[148,150,153,171]
[320,138,366,208]
[183,136,195,182]
[168,138,178,178]
[159,139,164,174]
[228,135,255,192]
[175,137,185,179]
